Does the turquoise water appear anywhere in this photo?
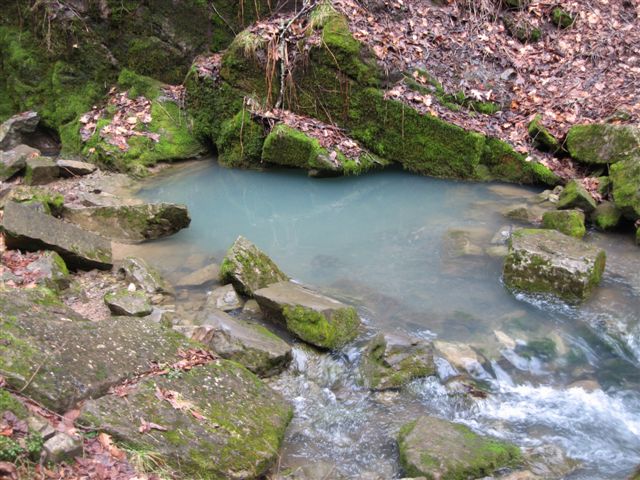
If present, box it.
[138,159,640,479]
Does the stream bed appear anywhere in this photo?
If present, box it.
[137,159,640,479]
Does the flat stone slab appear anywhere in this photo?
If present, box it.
[61,203,190,243]
[0,288,192,412]
[56,159,97,177]
[398,416,521,479]
[176,263,220,287]
[254,281,361,349]
[2,201,112,270]
[104,289,153,317]
[25,156,59,185]
[80,361,292,479]
[191,308,292,377]
[503,229,606,302]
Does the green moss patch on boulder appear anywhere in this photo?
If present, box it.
[551,7,575,28]
[503,229,606,302]
[254,281,361,350]
[398,416,521,479]
[542,209,586,238]
[610,157,640,219]
[80,361,292,480]
[591,201,622,231]
[219,236,289,296]
[528,115,562,153]
[359,332,435,390]
[217,110,266,168]
[566,124,640,165]
[557,179,597,213]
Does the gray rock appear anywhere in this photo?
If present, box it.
[502,203,546,223]
[360,332,435,390]
[0,144,40,181]
[220,236,288,295]
[242,299,262,317]
[26,251,70,291]
[503,229,606,302]
[80,361,292,479]
[206,284,243,311]
[557,179,597,213]
[104,289,153,317]
[56,159,97,177]
[175,263,220,287]
[398,416,521,479]
[61,202,190,243]
[119,256,174,296]
[2,201,112,270]
[25,156,59,185]
[0,111,40,150]
[254,281,360,350]
[27,416,56,441]
[0,288,193,412]
[191,308,292,377]
[43,432,82,463]
[523,444,579,478]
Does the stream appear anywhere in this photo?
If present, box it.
[136,159,640,479]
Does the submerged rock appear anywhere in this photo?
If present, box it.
[0,145,40,181]
[80,361,292,479]
[398,416,521,479]
[119,256,174,296]
[0,111,40,150]
[191,308,291,377]
[62,202,190,243]
[542,209,586,238]
[207,284,244,311]
[442,228,485,257]
[104,289,153,317]
[220,236,289,296]
[503,229,606,302]
[0,288,192,412]
[557,180,596,213]
[359,332,435,390]
[24,156,59,185]
[2,201,112,270]
[566,123,640,165]
[176,263,220,288]
[254,281,361,350]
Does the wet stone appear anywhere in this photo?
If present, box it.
[176,263,220,288]
[206,284,244,311]
[119,256,174,296]
[104,289,153,317]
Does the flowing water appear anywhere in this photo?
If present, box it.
[137,159,640,479]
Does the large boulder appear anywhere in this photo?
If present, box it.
[220,236,289,296]
[359,332,435,390]
[0,111,40,151]
[0,145,40,181]
[2,201,112,270]
[0,288,192,412]
[254,281,361,350]
[610,157,640,219]
[542,209,586,238]
[80,361,292,479]
[566,123,640,164]
[61,202,190,243]
[556,180,596,213]
[398,416,521,478]
[190,308,292,377]
[503,229,606,302]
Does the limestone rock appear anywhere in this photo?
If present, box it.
[80,361,292,479]
[0,145,40,181]
[104,289,153,317]
[0,111,40,151]
[542,209,586,238]
[442,228,485,258]
[26,251,70,291]
[434,341,483,373]
[255,281,361,349]
[206,284,244,311]
[566,123,640,165]
[43,432,82,463]
[591,201,622,231]
[242,299,262,317]
[503,229,606,302]
[25,156,59,185]
[61,202,190,243]
[191,308,291,377]
[176,263,220,287]
[557,180,596,213]
[398,416,521,479]
[0,288,192,412]
[119,256,174,295]
[2,201,112,270]
[359,332,435,390]
[610,157,640,219]
[56,159,97,177]
[220,236,288,296]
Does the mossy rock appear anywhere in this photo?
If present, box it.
[528,115,562,153]
[503,229,606,302]
[398,416,521,479]
[542,209,586,238]
[217,110,266,168]
[551,7,575,28]
[610,157,640,219]
[80,360,292,479]
[104,289,153,317]
[219,236,289,296]
[503,14,542,43]
[254,281,361,350]
[557,180,596,213]
[565,124,640,165]
[359,332,435,390]
[591,201,622,231]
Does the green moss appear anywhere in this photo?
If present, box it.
[528,115,562,153]
[0,390,28,418]
[592,202,622,231]
[517,337,557,360]
[542,210,586,238]
[217,110,266,168]
[566,124,639,165]
[117,69,162,99]
[503,14,541,43]
[481,137,559,185]
[557,179,597,212]
[551,8,575,28]
[610,158,640,219]
[262,124,324,169]
[282,305,359,350]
